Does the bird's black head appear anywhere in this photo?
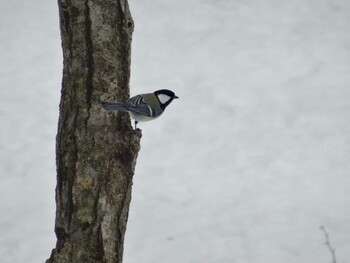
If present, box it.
[154,89,179,110]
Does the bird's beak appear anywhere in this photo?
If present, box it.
[174,95,179,99]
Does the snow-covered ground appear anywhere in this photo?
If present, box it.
[1,0,349,262]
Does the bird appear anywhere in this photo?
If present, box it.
[101,89,179,129]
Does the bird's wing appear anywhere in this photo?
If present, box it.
[125,94,154,117]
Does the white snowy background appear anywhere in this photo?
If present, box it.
[0,0,349,262]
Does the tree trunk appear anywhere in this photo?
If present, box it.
[46,0,140,262]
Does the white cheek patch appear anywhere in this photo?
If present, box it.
[158,94,171,104]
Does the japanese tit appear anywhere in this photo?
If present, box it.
[101,89,179,129]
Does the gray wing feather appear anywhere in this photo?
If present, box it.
[125,95,154,117]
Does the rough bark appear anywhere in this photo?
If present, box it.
[46,0,140,262]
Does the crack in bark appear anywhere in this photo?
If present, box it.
[84,0,94,115]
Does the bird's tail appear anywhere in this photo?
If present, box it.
[101,101,128,112]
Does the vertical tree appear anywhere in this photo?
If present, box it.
[46,0,140,262]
